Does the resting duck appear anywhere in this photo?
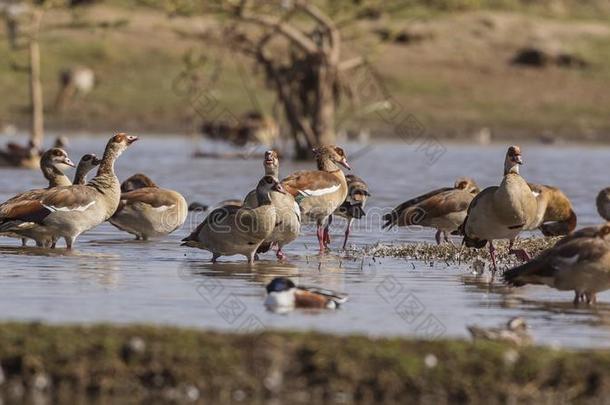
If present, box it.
[182,176,284,263]
[281,145,350,253]
[0,133,138,249]
[264,277,348,311]
[526,183,577,236]
[244,151,301,260]
[596,188,610,221]
[109,173,188,240]
[504,223,610,305]
[462,146,537,273]
[0,148,75,246]
[335,174,370,249]
[467,317,532,346]
[383,177,479,245]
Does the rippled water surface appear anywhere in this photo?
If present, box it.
[1,135,610,348]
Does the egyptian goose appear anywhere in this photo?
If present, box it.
[109,174,188,240]
[264,277,348,311]
[281,145,350,253]
[334,174,370,249]
[0,133,138,249]
[503,223,610,305]
[0,147,75,246]
[467,317,531,346]
[383,177,479,245]
[596,188,610,221]
[181,176,284,263]
[73,153,101,185]
[244,151,301,260]
[526,183,577,236]
[462,146,538,273]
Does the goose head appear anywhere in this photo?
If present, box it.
[77,153,101,173]
[257,175,286,195]
[313,145,351,171]
[42,148,75,171]
[504,145,523,175]
[263,150,279,176]
[454,177,480,195]
[106,133,139,158]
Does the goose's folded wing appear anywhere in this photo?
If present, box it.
[383,187,453,222]
[40,186,98,213]
[281,171,342,198]
[115,187,177,214]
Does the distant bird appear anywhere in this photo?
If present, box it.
[468,317,532,346]
[526,183,577,236]
[264,277,348,311]
[110,174,188,240]
[335,174,370,249]
[383,177,479,245]
[182,176,284,263]
[244,150,301,260]
[462,146,537,273]
[504,223,610,305]
[0,133,138,249]
[282,146,350,253]
[596,188,610,221]
[55,66,95,111]
[0,140,41,168]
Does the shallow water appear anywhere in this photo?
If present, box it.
[1,135,610,349]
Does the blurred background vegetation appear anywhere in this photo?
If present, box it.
[0,0,609,142]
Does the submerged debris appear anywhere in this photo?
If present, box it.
[353,237,559,266]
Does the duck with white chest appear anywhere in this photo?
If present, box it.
[264,277,348,312]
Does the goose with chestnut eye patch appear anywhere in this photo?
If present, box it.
[281,145,350,254]
[0,133,138,249]
[109,173,188,241]
[383,177,479,246]
[182,176,284,264]
[243,150,301,261]
[460,146,537,275]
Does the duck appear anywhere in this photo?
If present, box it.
[0,133,138,249]
[526,183,577,236]
[462,146,538,273]
[383,177,479,245]
[109,173,188,240]
[334,174,370,249]
[503,223,610,305]
[244,150,301,260]
[0,147,76,246]
[281,145,350,253]
[264,277,348,311]
[467,317,532,346]
[181,176,284,263]
[596,188,610,221]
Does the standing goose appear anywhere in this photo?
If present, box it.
[0,133,138,249]
[0,148,75,246]
[109,173,188,240]
[462,146,537,273]
[244,151,301,260]
[281,145,350,253]
[181,176,284,263]
[504,223,610,305]
[335,174,370,250]
[382,177,479,245]
[526,183,577,236]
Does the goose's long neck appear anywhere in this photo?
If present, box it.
[256,189,272,206]
[317,156,339,172]
[90,149,119,190]
[265,165,279,179]
[73,166,90,185]
[42,165,71,188]
[504,159,519,176]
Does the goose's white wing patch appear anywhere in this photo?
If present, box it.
[298,184,340,197]
[532,191,540,197]
[43,201,96,213]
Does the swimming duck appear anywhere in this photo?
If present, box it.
[335,174,370,249]
[0,133,138,248]
[467,317,532,346]
[244,151,301,260]
[281,145,350,253]
[181,176,284,263]
[503,223,610,305]
[462,146,538,273]
[383,177,479,245]
[264,277,348,311]
[526,183,577,236]
[109,173,188,240]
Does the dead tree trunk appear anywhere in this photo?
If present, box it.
[28,9,44,148]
